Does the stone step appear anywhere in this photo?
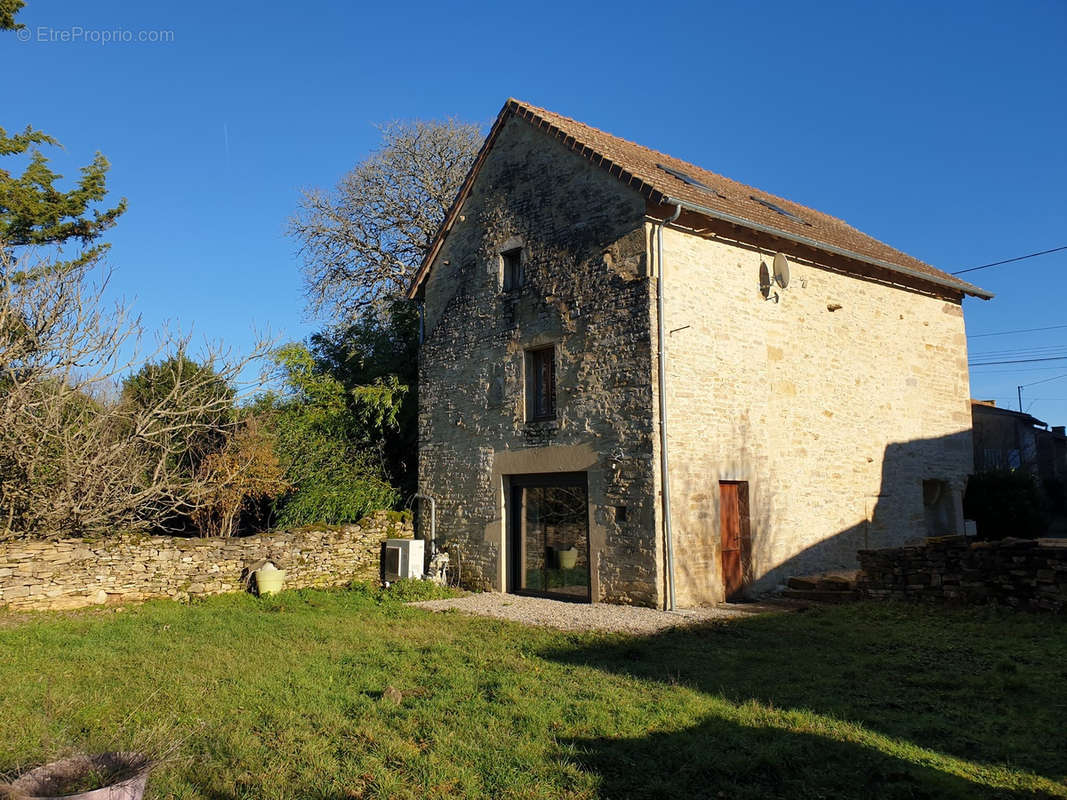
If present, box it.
[781,588,860,604]
[817,575,857,592]
[785,580,857,593]
[787,574,857,592]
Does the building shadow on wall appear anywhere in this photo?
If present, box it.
[539,607,1065,799]
[706,428,976,594]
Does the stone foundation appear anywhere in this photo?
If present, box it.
[0,511,413,611]
[857,537,1067,612]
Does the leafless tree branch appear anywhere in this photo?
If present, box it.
[0,249,272,540]
[288,118,482,321]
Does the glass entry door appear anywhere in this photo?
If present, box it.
[508,473,590,601]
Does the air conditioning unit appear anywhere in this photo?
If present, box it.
[381,538,425,583]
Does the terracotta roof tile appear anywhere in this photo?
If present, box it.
[410,99,992,300]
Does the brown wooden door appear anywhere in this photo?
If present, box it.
[720,481,750,601]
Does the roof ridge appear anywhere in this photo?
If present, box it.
[409,98,992,301]
[511,99,834,215]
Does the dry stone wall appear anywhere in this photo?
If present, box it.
[0,511,412,611]
[857,537,1067,612]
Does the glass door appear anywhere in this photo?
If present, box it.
[508,473,590,601]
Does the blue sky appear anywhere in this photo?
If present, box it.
[4,0,1066,419]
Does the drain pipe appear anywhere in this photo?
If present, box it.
[414,493,436,555]
[657,204,682,612]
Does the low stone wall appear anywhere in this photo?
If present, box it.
[0,511,413,611]
[857,537,1067,613]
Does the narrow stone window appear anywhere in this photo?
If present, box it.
[526,346,556,422]
[922,479,954,536]
[502,247,523,291]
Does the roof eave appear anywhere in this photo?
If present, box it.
[659,195,993,301]
[408,99,993,303]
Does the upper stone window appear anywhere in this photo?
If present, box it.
[501,247,523,291]
[526,346,556,422]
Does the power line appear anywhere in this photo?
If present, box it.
[969,365,1067,375]
[968,323,1067,339]
[969,355,1067,366]
[1015,372,1067,413]
[951,245,1067,275]
[1020,371,1067,389]
[972,344,1067,354]
[970,345,1067,358]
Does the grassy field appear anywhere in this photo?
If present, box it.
[0,585,1064,799]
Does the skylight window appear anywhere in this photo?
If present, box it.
[657,163,724,197]
[750,195,811,226]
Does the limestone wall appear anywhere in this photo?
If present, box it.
[415,113,976,610]
[654,224,974,604]
[417,115,660,605]
[0,511,413,611]
[857,537,1067,612]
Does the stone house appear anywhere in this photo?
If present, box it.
[971,400,1067,483]
[408,99,991,608]
[971,400,1046,473]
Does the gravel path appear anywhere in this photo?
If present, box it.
[411,592,788,634]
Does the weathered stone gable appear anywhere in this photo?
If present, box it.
[418,116,662,605]
[654,226,973,604]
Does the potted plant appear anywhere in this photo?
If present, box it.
[4,752,151,800]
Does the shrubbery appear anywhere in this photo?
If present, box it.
[964,470,1049,540]
[348,578,459,604]
[255,326,410,529]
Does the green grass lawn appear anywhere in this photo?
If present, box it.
[0,586,1064,800]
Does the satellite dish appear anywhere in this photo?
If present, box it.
[773,252,790,288]
[758,261,772,299]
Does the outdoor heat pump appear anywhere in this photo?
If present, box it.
[381,538,425,583]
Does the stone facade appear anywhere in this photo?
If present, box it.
[418,116,658,605]
[971,400,1067,484]
[970,401,1043,473]
[656,226,973,604]
[0,511,412,611]
[857,537,1067,613]
[416,114,974,609]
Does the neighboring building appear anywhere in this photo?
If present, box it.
[971,400,1067,482]
[408,99,991,608]
[970,401,1044,473]
[1037,426,1067,485]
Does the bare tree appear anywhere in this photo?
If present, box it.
[0,249,271,540]
[193,417,291,538]
[288,119,483,320]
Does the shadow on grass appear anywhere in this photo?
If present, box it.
[564,713,1057,800]
[543,604,1067,798]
